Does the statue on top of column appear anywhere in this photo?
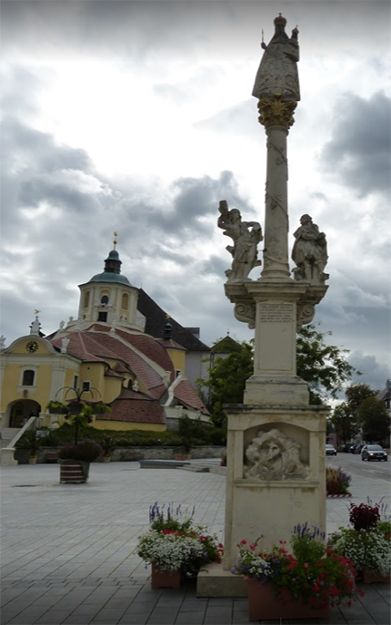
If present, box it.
[218,200,263,283]
[291,214,329,284]
[252,14,300,103]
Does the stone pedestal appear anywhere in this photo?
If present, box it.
[223,404,328,570]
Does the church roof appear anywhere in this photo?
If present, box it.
[96,388,166,425]
[137,289,210,352]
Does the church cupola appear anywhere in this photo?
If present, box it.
[76,233,141,331]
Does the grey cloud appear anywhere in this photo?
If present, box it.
[195,99,259,136]
[320,91,391,197]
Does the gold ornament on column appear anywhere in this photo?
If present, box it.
[258,94,297,129]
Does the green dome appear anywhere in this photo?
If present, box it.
[89,272,131,285]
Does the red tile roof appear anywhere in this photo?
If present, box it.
[174,379,209,415]
[96,388,166,424]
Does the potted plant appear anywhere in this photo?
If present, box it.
[57,440,103,483]
[232,522,362,621]
[136,502,223,588]
[326,466,351,496]
[174,414,197,460]
[15,428,42,464]
[99,434,116,462]
[329,500,391,583]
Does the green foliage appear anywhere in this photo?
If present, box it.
[15,429,41,455]
[200,325,358,423]
[202,340,254,426]
[358,397,390,443]
[331,403,360,444]
[296,325,358,404]
[45,399,111,445]
[326,466,351,495]
[345,384,377,415]
[57,440,103,462]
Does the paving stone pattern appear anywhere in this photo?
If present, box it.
[1,461,390,624]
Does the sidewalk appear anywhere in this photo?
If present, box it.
[1,461,390,625]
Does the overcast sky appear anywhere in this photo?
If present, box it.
[1,0,390,394]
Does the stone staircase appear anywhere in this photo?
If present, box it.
[1,428,20,448]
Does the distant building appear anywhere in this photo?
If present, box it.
[0,244,209,435]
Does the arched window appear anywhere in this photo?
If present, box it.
[101,295,109,305]
[83,290,90,308]
[22,370,35,386]
[121,293,129,309]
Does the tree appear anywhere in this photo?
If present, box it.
[345,384,378,416]
[296,325,358,404]
[201,341,253,427]
[331,402,360,444]
[358,397,390,443]
[200,324,358,425]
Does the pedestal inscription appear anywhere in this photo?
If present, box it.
[259,303,293,323]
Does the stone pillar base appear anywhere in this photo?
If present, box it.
[1,448,17,466]
[196,562,247,597]
[244,375,309,406]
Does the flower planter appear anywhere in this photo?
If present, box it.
[60,460,90,483]
[362,569,391,584]
[246,579,330,621]
[151,563,182,588]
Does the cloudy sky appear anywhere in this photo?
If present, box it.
[1,0,390,393]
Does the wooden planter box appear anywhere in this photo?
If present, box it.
[246,578,330,621]
[60,460,90,483]
[151,563,182,588]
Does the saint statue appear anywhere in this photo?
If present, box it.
[291,214,328,284]
[252,14,300,102]
[218,200,263,282]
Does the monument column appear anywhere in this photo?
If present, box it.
[197,14,330,598]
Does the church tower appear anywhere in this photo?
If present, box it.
[76,233,142,330]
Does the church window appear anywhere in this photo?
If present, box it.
[121,293,129,309]
[98,311,107,322]
[73,375,79,391]
[22,370,35,386]
[101,295,109,305]
[83,291,90,308]
[82,381,91,393]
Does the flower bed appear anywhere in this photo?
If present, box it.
[232,522,362,611]
[329,500,391,580]
[136,503,223,581]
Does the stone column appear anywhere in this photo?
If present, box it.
[262,125,290,280]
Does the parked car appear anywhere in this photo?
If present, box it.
[325,444,337,456]
[361,444,388,462]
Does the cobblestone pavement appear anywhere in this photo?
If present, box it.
[1,461,390,625]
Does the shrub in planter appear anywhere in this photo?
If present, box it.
[57,440,103,462]
[326,466,351,495]
[329,501,391,579]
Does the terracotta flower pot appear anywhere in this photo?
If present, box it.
[246,578,330,621]
[362,568,391,584]
[151,563,182,588]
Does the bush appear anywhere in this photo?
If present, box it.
[349,502,380,531]
[58,440,103,462]
[326,466,351,495]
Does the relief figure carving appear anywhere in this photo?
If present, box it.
[244,428,309,480]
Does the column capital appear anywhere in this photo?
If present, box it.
[257,94,297,129]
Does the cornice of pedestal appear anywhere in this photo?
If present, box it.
[224,278,328,329]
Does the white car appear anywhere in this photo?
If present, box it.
[325,444,337,456]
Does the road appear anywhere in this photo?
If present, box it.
[326,450,390,483]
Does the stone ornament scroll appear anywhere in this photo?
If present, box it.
[244,428,309,480]
[218,200,263,283]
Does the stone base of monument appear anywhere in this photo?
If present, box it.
[196,562,247,597]
[223,403,328,568]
